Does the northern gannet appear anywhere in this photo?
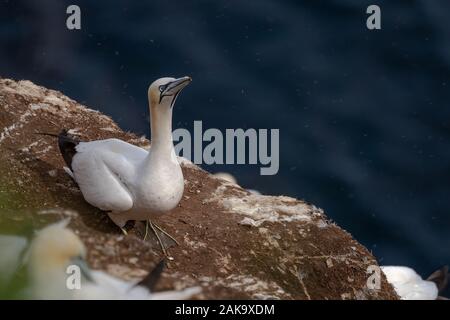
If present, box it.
[19,220,201,299]
[55,77,191,254]
[213,172,261,195]
[381,265,449,300]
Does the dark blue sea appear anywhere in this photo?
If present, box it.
[1,0,449,294]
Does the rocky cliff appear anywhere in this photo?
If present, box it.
[0,78,398,299]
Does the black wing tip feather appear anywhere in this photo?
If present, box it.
[57,128,79,170]
[427,265,449,294]
[136,259,166,292]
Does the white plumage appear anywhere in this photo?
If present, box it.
[73,139,146,214]
[381,266,438,300]
[61,77,191,231]
[0,235,28,284]
[74,270,200,300]
[3,220,200,299]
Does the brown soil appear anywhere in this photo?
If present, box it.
[0,78,398,299]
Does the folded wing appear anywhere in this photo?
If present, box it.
[71,139,148,212]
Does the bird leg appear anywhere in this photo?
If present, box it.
[120,227,128,235]
[144,220,149,241]
[151,222,179,246]
[146,220,179,255]
[148,220,167,256]
[108,211,129,235]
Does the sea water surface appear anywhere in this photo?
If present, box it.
[0,0,449,296]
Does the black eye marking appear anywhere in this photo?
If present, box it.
[158,84,169,103]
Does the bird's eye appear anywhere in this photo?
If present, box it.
[159,85,166,93]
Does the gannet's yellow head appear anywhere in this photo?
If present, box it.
[28,220,86,268]
[148,76,192,110]
[27,220,92,290]
[27,220,93,299]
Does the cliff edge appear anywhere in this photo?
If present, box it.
[0,78,398,299]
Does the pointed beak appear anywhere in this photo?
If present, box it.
[165,76,192,95]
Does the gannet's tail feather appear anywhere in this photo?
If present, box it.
[63,166,75,179]
[57,129,79,170]
[427,265,449,299]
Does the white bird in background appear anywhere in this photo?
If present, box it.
[381,265,449,300]
[213,172,261,195]
[53,77,192,255]
[0,235,28,285]
[5,220,201,299]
